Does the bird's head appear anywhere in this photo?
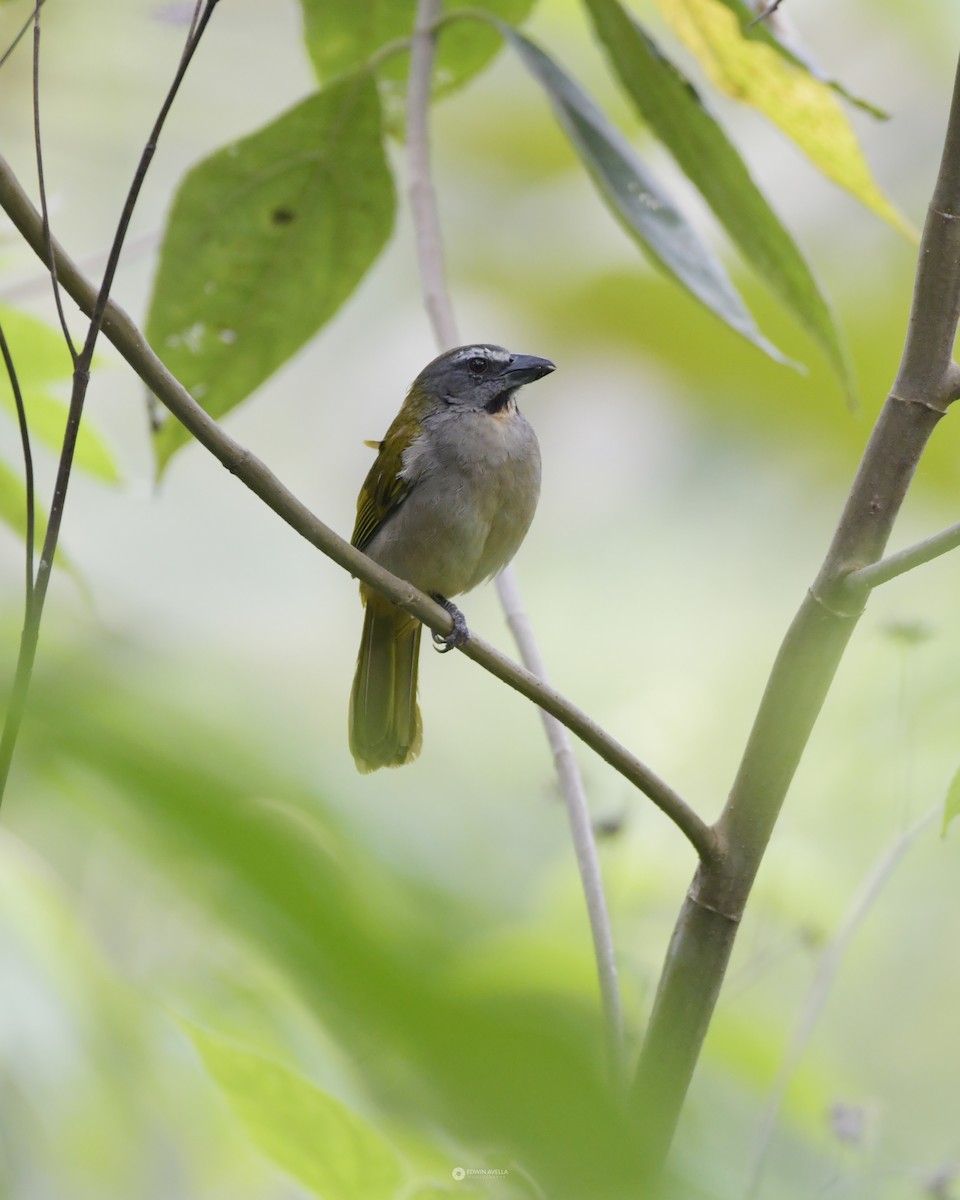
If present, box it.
[412,344,555,415]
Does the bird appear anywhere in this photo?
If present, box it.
[349,343,555,773]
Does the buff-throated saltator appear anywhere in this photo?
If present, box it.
[349,344,555,772]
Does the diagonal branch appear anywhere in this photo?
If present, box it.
[0,150,716,863]
[844,513,960,590]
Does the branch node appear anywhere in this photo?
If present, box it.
[687,885,742,925]
[889,388,951,415]
[806,583,863,621]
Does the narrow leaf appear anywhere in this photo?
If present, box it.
[650,0,913,237]
[584,0,853,402]
[185,1025,404,1200]
[146,77,395,470]
[505,30,789,362]
[942,766,960,838]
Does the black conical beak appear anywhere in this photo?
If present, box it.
[501,354,556,385]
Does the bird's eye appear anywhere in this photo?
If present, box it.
[467,356,488,375]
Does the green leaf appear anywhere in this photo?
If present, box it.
[0,304,73,387]
[942,766,960,838]
[19,390,119,482]
[145,77,395,471]
[300,0,535,115]
[649,0,913,238]
[184,1026,404,1199]
[36,670,639,1200]
[0,306,121,482]
[0,459,33,546]
[504,30,790,363]
[0,459,77,578]
[583,0,853,403]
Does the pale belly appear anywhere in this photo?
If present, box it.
[365,408,541,598]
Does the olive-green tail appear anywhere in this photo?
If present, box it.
[349,597,423,772]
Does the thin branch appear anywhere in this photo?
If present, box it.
[0,318,35,610]
[845,518,960,590]
[0,0,47,72]
[0,151,716,861]
[32,1,77,363]
[0,1,222,803]
[406,0,458,350]
[405,0,632,1074]
[748,0,785,29]
[497,569,625,1074]
[744,805,938,1200]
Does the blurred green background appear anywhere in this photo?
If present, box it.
[1,0,960,1196]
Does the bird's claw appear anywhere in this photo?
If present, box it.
[431,595,469,653]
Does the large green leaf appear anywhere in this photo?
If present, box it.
[185,1026,404,1199]
[504,30,789,363]
[583,0,852,401]
[300,0,535,113]
[146,77,395,471]
[0,306,120,482]
[31,664,639,1200]
[649,0,912,237]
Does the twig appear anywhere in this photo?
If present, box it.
[0,1,222,803]
[0,154,716,862]
[497,569,625,1073]
[32,1,77,362]
[0,319,35,609]
[844,518,960,590]
[744,805,939,1199]
[405,0,628,1074]
[748,0,785,28]
[406,0,458,350]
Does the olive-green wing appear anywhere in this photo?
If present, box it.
[351,441,410,552]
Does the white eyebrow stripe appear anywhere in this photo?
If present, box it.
[452,346,512,363]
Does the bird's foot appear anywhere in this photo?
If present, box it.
[430,595,469,653]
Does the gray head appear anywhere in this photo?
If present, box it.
[413,344,555,414]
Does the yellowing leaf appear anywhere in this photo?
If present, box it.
[651,0,914,238]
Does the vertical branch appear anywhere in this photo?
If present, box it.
[0,320,35,610]
[496,570,625,1074]
[405,0,624,1071]
[629,46,960,1179]
[0,0,221,803]
[406,1,459,351]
